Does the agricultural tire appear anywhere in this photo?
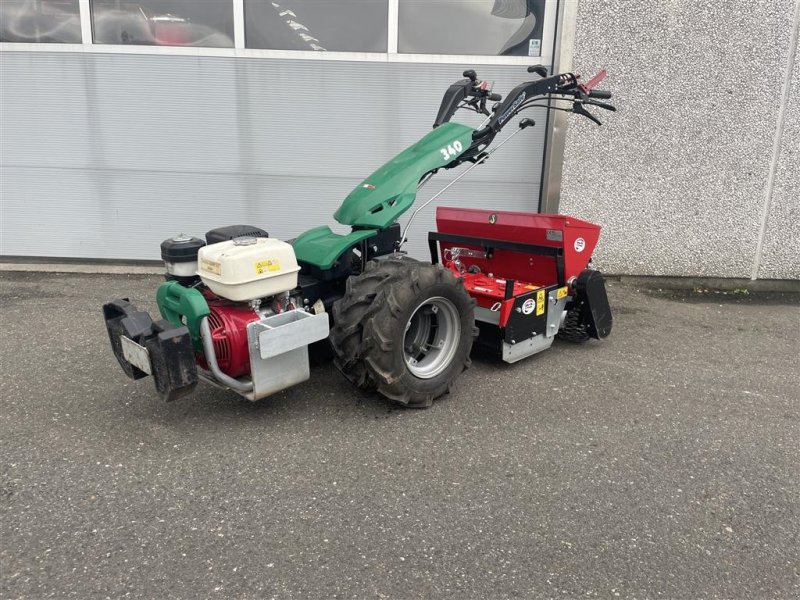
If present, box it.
[330,257,420,392]
[333,256,477,408]
[557,304,590,343]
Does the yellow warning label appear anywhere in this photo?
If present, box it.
[201,258,221,275]
[556,286,568,300]
[255,259,280,274]
[536,289,545,316]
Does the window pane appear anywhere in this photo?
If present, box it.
[399,0,546,56]
[245,0,388,52]
[0,0,81,43]
[91,0,233,47]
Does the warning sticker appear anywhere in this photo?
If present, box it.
[201,258,221,275]
[536,289,545,316]
[528,39,541,57]
[556,286,568,300]
[255,259,280,274]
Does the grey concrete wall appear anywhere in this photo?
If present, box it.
[561,0,799,280]
[758,43,800,280]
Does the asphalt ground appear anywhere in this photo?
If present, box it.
[1,271,798,599]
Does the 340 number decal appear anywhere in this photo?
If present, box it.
[440,140,463,160]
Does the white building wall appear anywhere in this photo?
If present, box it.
[561,0,799,280]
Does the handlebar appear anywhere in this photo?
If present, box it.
[588,89,612,99]
[432,70,503,127]
[435,67,613,134]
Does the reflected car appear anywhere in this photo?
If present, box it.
[92,3,233,47]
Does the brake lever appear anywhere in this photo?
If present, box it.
[572,102,603,125]
[584,99,616,112]
[464,96,480,111]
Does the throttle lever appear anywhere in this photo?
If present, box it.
[572,102,602,126]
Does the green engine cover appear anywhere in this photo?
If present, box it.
[292,226,377,271]
[293,122,475,271]
[333,122,475,229]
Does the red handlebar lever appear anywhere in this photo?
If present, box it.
[578,69,608,95]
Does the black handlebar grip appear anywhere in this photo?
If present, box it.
[488,92,502,102]
[527,65,549,77]
[589,89,612,99]
[463,69,477,82]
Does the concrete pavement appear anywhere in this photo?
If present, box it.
[1,271,798,599]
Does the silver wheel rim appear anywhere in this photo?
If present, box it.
[403,296,461,379]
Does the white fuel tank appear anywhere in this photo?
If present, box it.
[197,237,301,302]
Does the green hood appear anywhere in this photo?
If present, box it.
[333,122,475,229]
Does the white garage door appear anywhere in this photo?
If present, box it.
[0,0,559,262]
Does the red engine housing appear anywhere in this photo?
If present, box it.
[198,299,260,378]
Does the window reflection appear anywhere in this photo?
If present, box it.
[91,0,234,47]
[245,0,388,52]
[399,0,546,56]
[0,0,82,43]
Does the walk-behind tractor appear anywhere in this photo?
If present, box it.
[103,66,615,408]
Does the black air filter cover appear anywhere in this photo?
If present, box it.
[161,235,206,263]
[206,225,269,245]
